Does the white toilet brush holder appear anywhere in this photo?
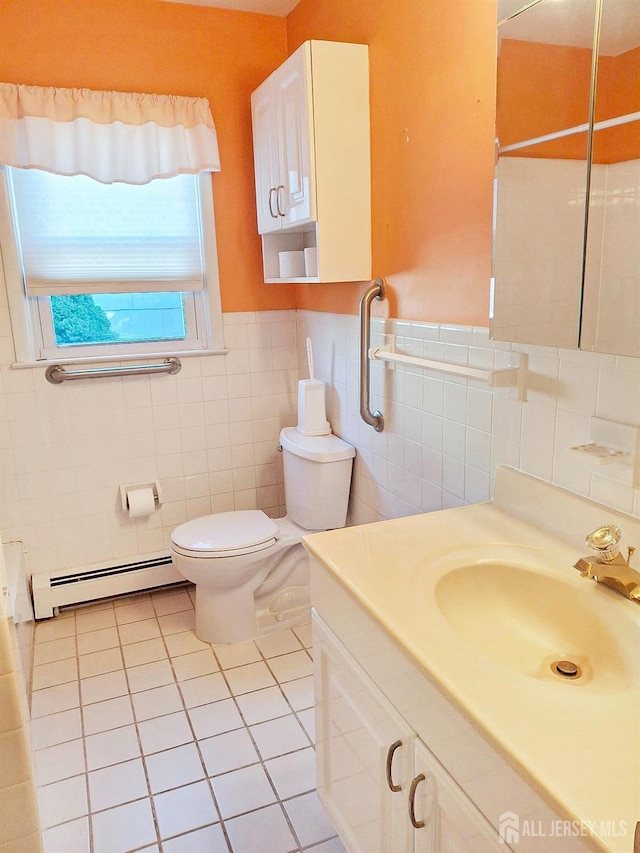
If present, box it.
[296,379,331,436]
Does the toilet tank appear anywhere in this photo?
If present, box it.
[279,427,355,530]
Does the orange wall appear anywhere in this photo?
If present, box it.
[0,0,294,313]
[0,0,498,326]
[287,0,497,324]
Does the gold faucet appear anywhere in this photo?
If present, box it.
[574,524,640,603]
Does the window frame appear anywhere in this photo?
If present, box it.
[0,169,225,366]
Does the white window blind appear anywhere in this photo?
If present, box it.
[8,169,206,296]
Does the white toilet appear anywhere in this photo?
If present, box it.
[170,426,355,643]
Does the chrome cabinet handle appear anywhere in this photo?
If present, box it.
[385,740,403,792]
[268,187,278,218]
[276,184,285,217]
[409,773,426,828]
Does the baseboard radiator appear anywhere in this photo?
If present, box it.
[31,555,184,619]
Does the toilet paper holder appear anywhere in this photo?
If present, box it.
[119,481,163,513]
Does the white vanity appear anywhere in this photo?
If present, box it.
[303,467,640,853]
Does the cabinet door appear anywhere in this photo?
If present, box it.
[314,613,414,853]
[413,740,507,853]
[275,47,315,229]
[251,82,282,235]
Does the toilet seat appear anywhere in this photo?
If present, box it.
[170,510,279,559]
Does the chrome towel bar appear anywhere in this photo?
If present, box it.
[45,357,182,384]
[359,278,385,432]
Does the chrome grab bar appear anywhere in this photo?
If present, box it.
[359,278,385,432]
[45,357,182,384]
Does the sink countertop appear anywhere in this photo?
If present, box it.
[303,468,640,853]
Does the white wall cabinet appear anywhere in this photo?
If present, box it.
[250,40,371,283]
[314,613,508,853]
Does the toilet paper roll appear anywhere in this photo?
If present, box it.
[278,251,305,278]
[127,487,156,519]
[304,247,318,277]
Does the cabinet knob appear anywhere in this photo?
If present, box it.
[385,740,403,792]
[268,187,278,219]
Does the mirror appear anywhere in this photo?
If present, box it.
[581,0,640,356]
[491,0,640,357]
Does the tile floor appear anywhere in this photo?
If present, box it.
[29,584,344,853]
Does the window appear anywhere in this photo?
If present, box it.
[0,167,223,363]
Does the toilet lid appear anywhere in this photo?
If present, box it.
[171,510,279,557]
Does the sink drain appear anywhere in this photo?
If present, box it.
[551,660,582,679]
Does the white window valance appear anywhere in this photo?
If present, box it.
[0,82,221,184]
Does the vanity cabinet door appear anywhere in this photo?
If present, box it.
[412,740,507,853]
[314,614,415,853]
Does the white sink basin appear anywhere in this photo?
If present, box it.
[434,561,639,692]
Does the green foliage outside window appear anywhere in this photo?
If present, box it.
[51,294,118,345]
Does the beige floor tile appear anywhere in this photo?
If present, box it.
[250,714,310,760]
[30,707,83,751]
[41,816,90,853]
[76,627,119,656]
[137,710,193,755]
[160,823,227,853]
[131,683,184,722]
[122,637,168,668]
[267,650,313,684]
[152,589,194,617]
[91,797,157,853]
[117,617,162,645]
[35,617,76,644]
[144,742,205,794]
[75,608,116,635]
[158,610,196,636]
[31,681,80,719]
[210,764,276,819]
[114,598,156,625]
[235,685,291,726]
[171,649,219,682]
[179,672,230,708]
[297,707,316,742]
[265,747,316,800]
[78,647,123,679]
[199,727,259,777]
[88,757,148,812]
[153,780,218,841]
[214,640,261,670]
[34,738,85,787]
[37,774,88,829]
[187,698,243,740]
[80,669,128,705]
[33,636,77,666]
[292,622,312,648]
[85,724,141,771]
[284,790,336,848]
[82,695,135,736]
[164,630,210,658]
[223,660,276,696]
[225,804,297,853]
[255,629,303,659]
[126,658,175,693]
[279,675,314,711]
[32,657,78,690]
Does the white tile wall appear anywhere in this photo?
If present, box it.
[0,303,298,578]
[1,287,639,581]
[296,310,640,525]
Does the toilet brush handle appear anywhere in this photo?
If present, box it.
[306,337,315,380]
